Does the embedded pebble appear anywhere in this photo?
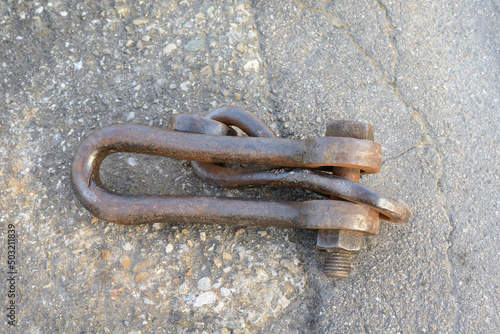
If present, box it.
[126,112,135,121]
[185,39,205,51]
[243,59,259,72]
[237,43,247,53]
[119,255,130,269]
[163,43,177,54]
[180,81,191,91]
[197,277,211,291]
[127,157,137,166]
[193,292,216,307]
[135,272,148,282]
[132,18,149,26]
[179,282,190,295]
[280,259,299,274]
[221,287,231,297]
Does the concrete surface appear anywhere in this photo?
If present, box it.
[0,0,498,333]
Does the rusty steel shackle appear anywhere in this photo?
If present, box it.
[71,117,382,229]
[71,107,411,278]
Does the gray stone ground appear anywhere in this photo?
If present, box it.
[0,0,498,333]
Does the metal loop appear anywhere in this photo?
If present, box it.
[71,119,383,231]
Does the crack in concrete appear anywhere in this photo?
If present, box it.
[376,1,459,330]
[382,144,420,165]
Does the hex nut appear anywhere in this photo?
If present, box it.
[316,230,363,253]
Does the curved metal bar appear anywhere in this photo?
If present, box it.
[192,164,411,223]
[205,106,276,138]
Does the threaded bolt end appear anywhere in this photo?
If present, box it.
[324,251,353,278]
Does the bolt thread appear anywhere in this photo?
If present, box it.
[324,252,352,278]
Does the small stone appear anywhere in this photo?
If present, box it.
[207,6,215,18]
[134,84,142,91]
[243,60,260,73]
[221,90,230,98]
[144,298,154,305]
[235,229,245,237]
[35,7,44,14]
[165,244,174,253]
[73,60,83,71]
[280,259,299,274]
[255,268,269,281]
[135,272,148,282]
[200,232,206,241]
[156,78,168,87]
[179,281,190,295]
[136,40,144,49]
[331,14,344,28]
[110,288,124,297]
[180,81,191,91]
[169,84,177,90]
[126,112,135,121]
[127,157,137,166]
[214,302,225,313]
[185,39,205,52]
[119,255,130,269]
[142,35,150,42]
[197,277,211,291]
[163,43,176,54]
[284,282,294,298]
[199,65,212,76]
[126,40,134,47]
[214,258,222,268]
[222,252,232,261]
[220,287,231,297]
[193,292,216,307]
[60,11,68,17]
[102,48,112,55]
[133,18,149,26]
[117,8,130,15]
[233,92,242,101]
[236,43,247,53]
[101,249,110,260]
